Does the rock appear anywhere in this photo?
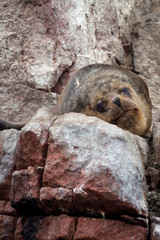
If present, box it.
[120,215,148,227]
[147,191,159,217]
[74,217,147,240]
[10,167,40,203]
[148,167,160,189]
[4,201,18,216]
[152,0,160,12]
[43,113,148,218]
[152,123,160,164]
[40,187,73,214]
[10,166,42,216]
[16,107,56,170]
[132,12,160,121]
[0,0,58,122]
[150,216,160,240]
[22,216,44,240]
[0,129,20,200]
[0,214,17,240]
[14,217,24,240]
[0,201,6,214]
[22,214,77,240]
[0,0,152,120]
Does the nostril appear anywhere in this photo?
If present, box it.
[113,97,121,107]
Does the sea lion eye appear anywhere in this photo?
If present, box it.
[121,87,131,97]
[96,101,106,112]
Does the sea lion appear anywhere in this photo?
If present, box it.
[56,64,152,136]
[0,64,152,136]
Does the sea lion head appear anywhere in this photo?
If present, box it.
[83,82,149,136]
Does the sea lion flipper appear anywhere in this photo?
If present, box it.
[0,119,25,131]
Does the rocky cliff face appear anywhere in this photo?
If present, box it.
[0,0,160,239]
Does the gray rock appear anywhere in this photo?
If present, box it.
[151,216,160,240]
[0,129,20,200]
[132,12,160,121]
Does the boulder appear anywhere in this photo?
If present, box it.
[42,113,149,219]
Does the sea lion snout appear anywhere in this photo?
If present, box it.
[112,97,121,107]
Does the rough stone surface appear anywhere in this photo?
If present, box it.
[150,217,160,240]
[14,217,25,240]
[10,166,41,202]
[16,107,56,170]
[10,166,41,215]
[4,201,18,216]
[0,0,58,122]
[152,123,160,164]
[0,200,17,216]
[1,0,160,238]
[40,187,73,214]
[132,12,160,121]
[148,167,160,189]
[0,214,17,240]
[22,214,77,240]
[0,129,20,200]
[43,113,148,218]
[74,217,147,240]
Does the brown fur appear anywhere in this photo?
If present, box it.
[56,64,152,136]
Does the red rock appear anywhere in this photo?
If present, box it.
[10,167,41,202]
[14,217,25,240]
[74,217,147,240]
[0,200,17,216]
[10,169,30,203]
[0,201,6,214]
[16,108,55,170]
[0,129,20,200]
[27,166,41,199]
[43,113,148,218]
[22,214,77,240]
[39,187,73,214]
[0,214,17,239]
[10,167,41,215]
[4,201,18,216]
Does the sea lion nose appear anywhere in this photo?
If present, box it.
[113,97,121,107]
